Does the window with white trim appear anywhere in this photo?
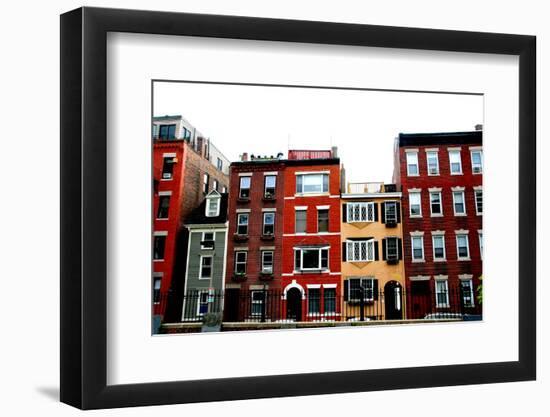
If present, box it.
[347,202,375,222]
[475,189,483,215]
[308,288,320,315]
[153,278,161,304]
[263,212,275,235]
[346,240,375,262]
[324,288,336,313]
[461,279,475,307]
[161,156,175,179]
[471,150,483,174]
[406,152,419,176]
[294,247,329,271]
[347,278,374,302]
[409,192,422,216]
[264,175,276,198]
[222,186,227,193]
[296,173,329,194]
[250,291,265,316]
[430,191,442,215]
[261,251,274,274]
[295,209,307,234]
[317,209,329,232]
[236,213,249,235]
[201,232,215,250]
[153,235,166,260]
[239,176,251,198]
[384,201,397,223]
[453,191,466,215]
[217,157,223,171]
[426,151,439,175]
[205,196,220,217]
[202,173,209,193]
[435,280,450,308]
[199,256,213,279]
[385,237,399,261]
[432,235,446,260]
[479,232,483,259]
[456,234,470,259]
[213,179,218,191]
[449,150,462,174]
[411,236,424,261]
[197,291,209,316]
[157,195,170,219]
[234,251,247,274]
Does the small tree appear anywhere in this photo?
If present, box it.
[476,275,483,305]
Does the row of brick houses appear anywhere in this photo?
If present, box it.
[154,125,483,328]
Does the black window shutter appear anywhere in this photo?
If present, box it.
[381,202,386,223]
[373,202,379,222]
[374,241,379,261]
[396,202,401,223]
[382,239,387,260]
[344,280,349,302]
[373,279,379,301]
[398,238,403,260]
[342,242,347,262]
[342,203,347,222]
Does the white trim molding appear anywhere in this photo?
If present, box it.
[409,275,430,281]
[431,230,446,235]
[451,186,465,191]
[459,274,474,280]
[294,170,330,175]
[262,208,277,212]
[455,229,470,234]
[428,187,442,192]
[158,190,172,196]
[235,208,251,213]
[282,280,306,300]
[410,230,425,237]
[294,206,308,210]
[433,274,448,280]
[238,172,252,177]
[316,205,330,210]
[263,171,278,176]
[153,230,168,236]
[323,283,338,288]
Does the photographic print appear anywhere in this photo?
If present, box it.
[151,81,483,334]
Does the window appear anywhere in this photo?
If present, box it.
[161,156,175,179]
[263,212,275,235]
[295,209,307,234]
[406,152,419,176]
[411,236,424,261]
[456,234,470,259]
[435,280,450,308]
[430,191,442,215]
[157,195,170,219]
[324,288,336,313]
[453,191,466,215]
[475,189,483,215]
[199,256,213,279]
[264,175,276,198]
[461,279,475,307]
[213,179,218,191]
[294,247,329,271]
[202,173,209,193]
[158,124,176,140]
[426,151,439,175]
[385,237,399,260]
[479,232,483,259]
[385,201,397,223]
[239,176,251,198]
[236,213,249,235]
[234,251,247,274]
[153,278,161,303]
[346,240,375,262]
[153,235,166,260]
[296,173,329,194]
[347,278,374,302]
[205,196,220,217]
[152,124,159,138]
[201,232,215,250]
[432,235,446,260]
[471,150,483,173]
[182,127,191,141]
[317,209,329,232]
[250,291,265,316]
[197,291,209,316]
[261,251,274,273]
[449,150,462,174]
[409,192,422,216]
[308,288,320,315]
[347,202,375,222]
[217,157,223,171]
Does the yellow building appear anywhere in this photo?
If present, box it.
[341,182,406,321]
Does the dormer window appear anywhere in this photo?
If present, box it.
[205,190,221,217]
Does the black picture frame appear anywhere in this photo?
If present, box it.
[60,6,536,410]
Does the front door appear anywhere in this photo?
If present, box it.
[286,288,302,321]
[224,289,240,322]
[384,281,403,320]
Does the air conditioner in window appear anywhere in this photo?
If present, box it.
[386,254,399,264]
[162,173,172,179]
[473,166,482,173]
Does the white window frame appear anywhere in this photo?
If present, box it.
[347,202,375,223]
[409,192,422,217]
[461,279,475,308]
[196,291,209,317]
[346,239,375,262]
[432,234,446,261]
[456,233,471,260]
[236,213,249,235]
[470,149,483,174]
[347,278,375,302]
[448,149,463,175]
[307,288,321,315]
[295,247,329,271]
[202,173,209,193]
[385,236,399,261]
[239,176,251,199]
[250,291,265,316]
[295,209,307,234]
[317,208,330,233]
[156,194,171,219]
[429,191,443,216]
[205,196,220,217]
[411,236,425,262]
[406,151,419,176]
[435,280,450,308]
[234,251,248,274]
[478,230,483,260]
[426,150,440,175]
[452,190,467,216]
[200,231,216,250]
[261,250,274,274]
[264,175,277,198]
[296,173,329,195]
[384,200,398,223]
[199,255,213,280]
[161,155,176,180]
[262,212,275,235]
[475,189,483,215]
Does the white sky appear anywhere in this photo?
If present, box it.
[154,82,483,183]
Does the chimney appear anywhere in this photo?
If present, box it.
[331,146,338,158]
[241,152,249,162]
[475,124,483,131]
[340,164,346,193]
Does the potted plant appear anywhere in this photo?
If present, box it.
[201,312,222,332]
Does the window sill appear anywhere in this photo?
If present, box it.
[458,257,471,261]
[433,258,447,262]
[454,213,467,217]
[294,192,330,198]
[160,178,173,181]
[293,269,329,274]
[409,215,422,219]
[450,172,464,176]
[156,217,169,221]
[430,214,443,218]
[412,259,425,263]
[153,259,164,262]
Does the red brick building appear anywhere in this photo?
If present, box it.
[394,130,483,318]
[152,115,229,323]
[281,150,342,322]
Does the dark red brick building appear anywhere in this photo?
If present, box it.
[394,130,483,318]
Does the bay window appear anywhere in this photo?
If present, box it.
[296,173,329,194]
[347,202,375,223]
[346,239,375,262]
[294,247,329,271]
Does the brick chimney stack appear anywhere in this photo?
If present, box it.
[241,152,249,161]
[331,146,338,158]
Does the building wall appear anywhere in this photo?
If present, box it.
[396,135,483,318]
